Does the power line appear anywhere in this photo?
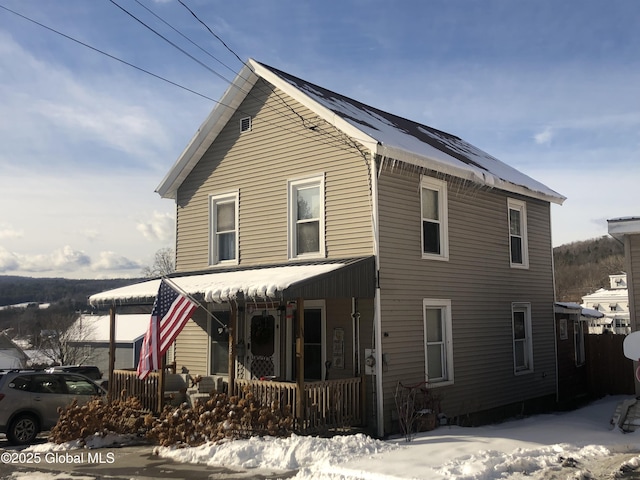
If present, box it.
[108,0,234,86]
[0,3,218,103]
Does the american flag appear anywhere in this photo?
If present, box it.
[137,279,198,379]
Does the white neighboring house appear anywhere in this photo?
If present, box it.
[0,333,29,369]
[582,273,630,334]
[67,313,149,376]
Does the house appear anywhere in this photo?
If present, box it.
[609,218,640,394]
[65,313,149,376]
[582,273,630,334]
[0,333,29,369]
[554,302,604,403]
[90,59,565,436]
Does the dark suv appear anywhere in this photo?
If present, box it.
[0,370,106,445]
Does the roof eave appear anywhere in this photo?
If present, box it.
[375,144,566,205]
[608,217,640,241]
[155,64,259,200]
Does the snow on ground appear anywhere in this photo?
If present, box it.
[16,395,640,480]
[157,395,640,479]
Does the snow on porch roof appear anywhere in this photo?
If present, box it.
[89,257,375,307]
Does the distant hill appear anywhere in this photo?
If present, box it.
[554,236,625,303]
[0,276,143,307]
[0,236,626,311]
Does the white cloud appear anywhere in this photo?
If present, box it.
[91,251,141,272]
[0,247,19,271]
[0,223,23,239]
[137,211,175,242]
[534,126,554,145]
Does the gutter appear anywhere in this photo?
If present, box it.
[370,152,385,438]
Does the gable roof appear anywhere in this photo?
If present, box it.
[157,59,565,205]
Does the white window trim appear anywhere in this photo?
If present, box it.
[209,191,239,266]
[574,320,586,367]
[423,298,454,387]
[512,302,534,375]
[508,198,529,269]
[420,176,449,261]
[288,174,325,260]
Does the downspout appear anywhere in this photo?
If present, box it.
[549,212,560,404]
[370,151,385,438]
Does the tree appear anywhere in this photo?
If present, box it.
[142,247,176,278]
[33,312,96,366]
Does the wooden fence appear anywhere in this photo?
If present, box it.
[586,334,635,397]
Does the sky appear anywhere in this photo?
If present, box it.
[0,0,639,279]
[19,395,640,479]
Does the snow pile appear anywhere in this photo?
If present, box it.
[158,433,395,475]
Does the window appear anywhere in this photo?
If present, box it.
[210,192,238,265]
[288,175,325,258]
[423,299,453,385]
[512,303,533,374]
[508,199,529,268]
[421,176,449,260]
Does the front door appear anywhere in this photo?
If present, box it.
[246,310,280,379]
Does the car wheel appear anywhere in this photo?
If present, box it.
[7,414,39,445]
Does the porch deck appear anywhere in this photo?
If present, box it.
[110,370,365,433]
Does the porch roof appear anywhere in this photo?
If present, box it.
[88,257,375,307]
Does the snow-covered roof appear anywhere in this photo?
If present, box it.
[608,216,640,240]
[89,261,357,306]
[582,288,628,301]
[157,59,565,205]
[70,314,149,343]
[554,302,604,319]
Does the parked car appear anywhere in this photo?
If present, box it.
[0,369,106,445]
[44,365,103,381]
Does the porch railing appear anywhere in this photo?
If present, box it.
[234,377,364,433]
[111,370,364,434]
[111,369,160,412]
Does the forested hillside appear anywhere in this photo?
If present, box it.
[554,236,625,303]
[0,276,141,307]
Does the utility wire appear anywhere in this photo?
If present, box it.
[108,0,234,86]
[0,3,217,103]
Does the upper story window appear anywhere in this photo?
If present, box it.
[210,192,238,265]
[421,176,449,261]
[288,175,325,259]
[423,298,454,386]
[512,302,533,374]
[508,198,529,269]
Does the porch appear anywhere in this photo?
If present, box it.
[110,369,365,433]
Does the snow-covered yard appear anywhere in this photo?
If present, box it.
[16,395,640,480]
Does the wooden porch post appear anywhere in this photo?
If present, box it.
[158,356,166,414]
[108,306,116,403]
[228,303,237,395]
[296,297,305,421]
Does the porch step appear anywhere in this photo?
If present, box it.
[611,397,640,432]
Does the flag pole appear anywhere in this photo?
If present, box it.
[161,275,229,331]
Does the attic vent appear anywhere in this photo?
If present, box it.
[240,116,252,133]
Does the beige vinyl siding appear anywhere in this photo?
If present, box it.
[377,170,556,429]
[175,79,373,271]
[174,309,208,375]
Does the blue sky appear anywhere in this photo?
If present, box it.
[0,0,639,279]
